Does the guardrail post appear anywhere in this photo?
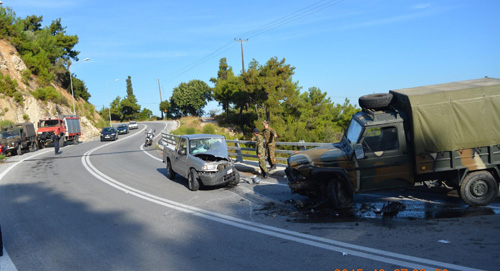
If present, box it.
[235,142,243,162]
[299,140,306,151]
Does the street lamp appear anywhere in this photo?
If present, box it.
[69,57,90,115]
[106,79,119,126]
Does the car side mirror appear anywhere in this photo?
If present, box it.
[354,143,365,159]
[178,148,186,155]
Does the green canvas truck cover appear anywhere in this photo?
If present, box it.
[390,77,500,155]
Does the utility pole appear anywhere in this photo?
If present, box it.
[158,79,163,119]
[234,38,248,73]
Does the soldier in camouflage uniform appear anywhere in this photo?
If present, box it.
[262,120,277,170]
[253,128,268,178]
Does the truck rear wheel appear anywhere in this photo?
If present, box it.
[188,169,200,191]
[459,171,499,206]
[16,145,22,155]
[359,93,393,109]
[327,179,353,209]
[73,135,79,145]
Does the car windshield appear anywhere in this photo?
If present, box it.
[118,125,127,128]
[345,119,363,145]
[102,127,114,132]
[189,138,228,158]
[129,121,136,124]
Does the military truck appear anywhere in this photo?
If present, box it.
[0,122,37,156]
[37,115,81,148]
[285,77,500,208]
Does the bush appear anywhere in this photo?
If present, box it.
[21,69,31,85]
[31,86,66,105]
[202,123,216,134]
[0,73,18,96]
[0,120,14,127]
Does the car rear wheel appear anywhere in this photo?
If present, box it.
[188,169,200,191]
[166,159,176,180]
[459,171,498,206]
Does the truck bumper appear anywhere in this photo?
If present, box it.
[198,167,238,186]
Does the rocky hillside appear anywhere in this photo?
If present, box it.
[0,39,101,141]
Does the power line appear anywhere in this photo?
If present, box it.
[158,0,345,91]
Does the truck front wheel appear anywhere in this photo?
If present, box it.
[327,179,353,210]
[459,171,499,206]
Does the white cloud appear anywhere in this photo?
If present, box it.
[412,3,432,9]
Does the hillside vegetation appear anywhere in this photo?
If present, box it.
[0,6,103,138]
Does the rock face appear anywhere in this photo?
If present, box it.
[0,39,101,141]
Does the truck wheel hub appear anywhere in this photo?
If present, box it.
[471,180,488,197]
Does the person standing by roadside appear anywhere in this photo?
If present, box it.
[253,128,268,178]
[262,120,278,170]
[52,132,63,154]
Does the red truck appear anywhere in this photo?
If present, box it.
[37,115,81,148]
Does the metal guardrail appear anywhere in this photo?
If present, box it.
[160,131,330,163]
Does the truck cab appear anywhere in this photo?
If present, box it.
[286,107,413,209]
[348,109,413,191]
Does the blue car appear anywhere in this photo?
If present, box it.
[100,127,118,141]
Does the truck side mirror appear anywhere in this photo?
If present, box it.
[178,148,186,155]
[354,144,365,159]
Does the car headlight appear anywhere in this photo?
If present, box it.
[202,164,218,171]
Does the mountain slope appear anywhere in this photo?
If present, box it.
[0,39,101,140]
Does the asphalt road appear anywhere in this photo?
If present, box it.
[0,121,499,271]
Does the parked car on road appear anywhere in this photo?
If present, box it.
[117,124,129,134]
[100,127,118,141]
[128,121,138,130]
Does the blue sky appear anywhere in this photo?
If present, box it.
[4,0,500,117]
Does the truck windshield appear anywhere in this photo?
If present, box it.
[40,120,59,127]
[345,119,363,145]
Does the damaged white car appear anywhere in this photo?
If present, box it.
[162,134,240,191]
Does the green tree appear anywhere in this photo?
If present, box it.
[120,76,141,120]
[110,96,122,121]
[159,100,170,117]
[170,79,212,117]
[210,58,243,115]
[137,108,153,121]
[0,7,17,38]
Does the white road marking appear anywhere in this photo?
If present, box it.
[82,142,483,271]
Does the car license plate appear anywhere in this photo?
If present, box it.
[227,168,233,174]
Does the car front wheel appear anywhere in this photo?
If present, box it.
[188,169,200,191]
